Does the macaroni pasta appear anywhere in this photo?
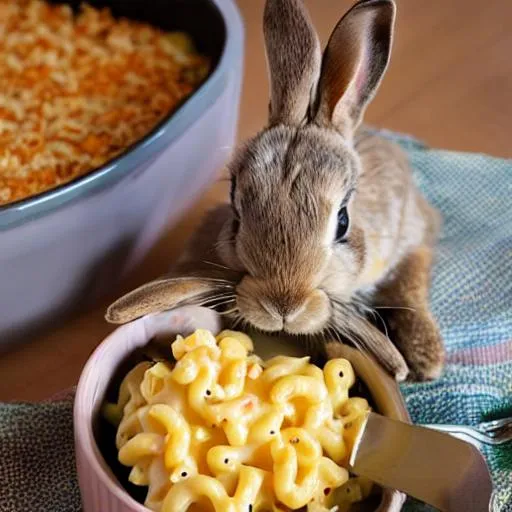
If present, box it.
[105,329,373,511]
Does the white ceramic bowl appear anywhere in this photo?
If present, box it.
[74,307,409,512]
[0,0,243,343]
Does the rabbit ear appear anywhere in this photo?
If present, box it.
[105,277,221,324]
[263,0,322,126]
[313,0,395,134]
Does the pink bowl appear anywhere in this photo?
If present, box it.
[74,308,222,512]
[74,306,410,512]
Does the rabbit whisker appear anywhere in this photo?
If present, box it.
[218,306,240,316]
[234,316,246,332]
[194,293,236,308]
[194,277,236,286]
[230,314,244,330]
[374,305,417,312]
[325,323,342,345]
[329,299,372,356]
[202,291,237,300]
[368,306,389,340]
[196,301,234,312]
[208,294,236,303]
[328,326,339,345]
[353,301,389,338]
[193,299,224,308]
[201,260,232,271]
[202,297,237,308]
[210,299,237,309]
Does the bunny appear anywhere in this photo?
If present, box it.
[106,0,445,382]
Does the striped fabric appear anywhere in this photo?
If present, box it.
[0,132,510,511]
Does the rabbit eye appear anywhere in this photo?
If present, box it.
[335,207,349,242]
[232,216,240,235]
[230,175,241,235]
[230,176,236,205]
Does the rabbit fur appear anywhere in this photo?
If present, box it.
[106,0,445,382]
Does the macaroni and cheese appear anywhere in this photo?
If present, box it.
[104,329,373,512]
[0,0,208,204]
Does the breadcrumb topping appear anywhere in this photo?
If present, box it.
[0,0,209,204]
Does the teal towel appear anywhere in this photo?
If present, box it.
[383,131,512,511]
[0,135,510,512]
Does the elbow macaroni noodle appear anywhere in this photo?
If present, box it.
[106,329,373,511]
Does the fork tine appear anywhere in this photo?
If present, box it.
[478,417,512,431]
[423,422,512,446]
[478,417,512,442]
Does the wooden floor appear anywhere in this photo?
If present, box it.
[1,0,511,401]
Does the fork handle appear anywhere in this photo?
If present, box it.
[422,424,510,446]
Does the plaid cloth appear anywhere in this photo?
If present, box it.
[0,133,510,512]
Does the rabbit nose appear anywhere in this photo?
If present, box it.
[263,296,303,322]
[281,289,330,334]
[236,276,330,334]
[283,302,307,324]
[256,295,309,331]
[262,289,308,321]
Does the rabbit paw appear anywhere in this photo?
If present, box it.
[383,307,445,382]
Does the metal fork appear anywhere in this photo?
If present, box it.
[422,418,511,512]
[422,416,512,447]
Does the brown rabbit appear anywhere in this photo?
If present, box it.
[106,0,445,382]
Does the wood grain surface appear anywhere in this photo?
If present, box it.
[1,0,510,401]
